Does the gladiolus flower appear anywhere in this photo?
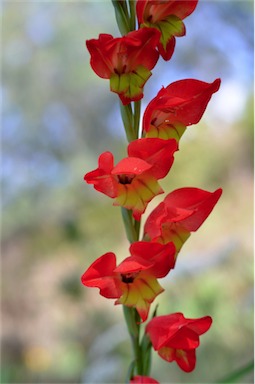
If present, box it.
[143,187,222,254]
[142,78,221,140]
[146,312,212,372]
[136,0,198,60]
[84,138,178,220]
[81,241,176,322]
[86,28,160,105]
[130,375,159,384]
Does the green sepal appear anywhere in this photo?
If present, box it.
[144,15,185,50]
[146,122,186,142]
[110,66,151,101]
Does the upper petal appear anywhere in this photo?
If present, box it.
[81,252,122,298]
[128,138,178,179]
[163,187,223,231]
[84,152,117,198]
[86,34,116,78]
[143,78,221,133]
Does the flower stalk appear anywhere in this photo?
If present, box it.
[82,1,223,382]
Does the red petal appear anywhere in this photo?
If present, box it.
[166,327,200,350]
[112,157,152,176]
[161,1,198,21]
[161,78,221,125]
[128,138,178,179]
[114,255,154,274]
[187,316,213,335]
[125,28,160,71]
[146,313,185,350]
[143,78,221,132]
[157,36,176,61]
[86,34,115,78]
[143,201,166,240]
[81,253,121,298]
[175,349,196,372]
[136,0,198,24]
[84,152,117,198]
[164,187,223,231]
[130,241,176,277]
[130,375,159,384]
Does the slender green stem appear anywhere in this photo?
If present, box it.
[128,0,136,31]
[134,219,141,240]
[120,102,136,142]
[133,100,141,139]
[112,0,130,35]
[121,208,138,243]
[123,306,143,376]
[119,0,129,19]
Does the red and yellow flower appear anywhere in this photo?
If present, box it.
[136,0,198,61]
[143,187,222,254]
[142,78,221,140]
[81,241,176,322]
[84,138,178,220]
[146,312,212,372]
[86,28,160,105]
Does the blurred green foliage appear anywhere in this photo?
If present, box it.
[1,1,253,383]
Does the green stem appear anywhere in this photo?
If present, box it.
[112,0,130,36]
[119,0,129,19]
[120,102,136,142]
[121,208,139,243]
[123,306,143,376]
[133,100,141,139]
[128,0,136,31]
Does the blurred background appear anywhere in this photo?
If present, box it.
[1,0,253,383]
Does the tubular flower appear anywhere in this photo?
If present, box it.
[142,78,221,140]
[136,0,198,61]
[146,312,212,372]
[130,376,159,384]
[84,138,178,220]
[81,241,176,322]
[86,28,161,105]
[143,187,222,254]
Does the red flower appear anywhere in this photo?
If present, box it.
[146,312,212,372]
[136,0,198,60]
[130,376,159,384]
[142,78,221,140]
[84,138,178,220]
[86,28,160,105]
[143,187,222,254]
[81,241,176,322]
